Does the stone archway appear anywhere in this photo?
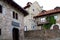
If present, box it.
[53,25,59,30]
[12,28,19,40]
[50,23,60,29]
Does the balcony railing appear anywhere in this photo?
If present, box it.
[37,20,49,26]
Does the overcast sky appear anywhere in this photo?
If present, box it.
[13,0,60,10]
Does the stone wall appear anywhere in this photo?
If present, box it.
[0,0,24,40]
[24,30,60,40]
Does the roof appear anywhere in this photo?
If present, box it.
[3,0,28,16]
[24,5,30,9]
[24,2,32,9]
[34,7,60,18]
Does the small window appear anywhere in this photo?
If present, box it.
[41,18,46,22]
[54,16,58,19]
[32,26,35,29]
[0,29,1,35]
[33,9,34,11]
[33,26,34,28]
[13,11,18,20]
[16,13,18,19]
[0,5,2,13]
[24,26,27,31]
[13,12,15,19]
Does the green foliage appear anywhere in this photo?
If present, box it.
[43,24,52,29]
[46,16,56,24]
[43,16,56,29]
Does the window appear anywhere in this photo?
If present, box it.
[41,18,46,22]
[13,12,15,19]
[0,29,1,35]
[32,26,35,29]
[54,16,58,19]
[0,5,2,13]
[33,9,34,11]
[24,26,27,31]
[13,11,18,20]
[33,26,34,28]
[16,13,18,19]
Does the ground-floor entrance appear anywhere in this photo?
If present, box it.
[12,28,19,40]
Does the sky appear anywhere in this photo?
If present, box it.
[13,0,60,10]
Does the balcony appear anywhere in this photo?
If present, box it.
[37,20,49,26]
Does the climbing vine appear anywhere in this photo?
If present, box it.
[42,16,56,29]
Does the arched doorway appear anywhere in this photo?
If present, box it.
[12,28,19,40]
[53,25,59,30]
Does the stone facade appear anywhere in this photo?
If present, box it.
[0,0,27,40]
[24,1,43,31]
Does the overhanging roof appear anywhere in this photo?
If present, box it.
[3,0,28,16]
[34,8,60,18]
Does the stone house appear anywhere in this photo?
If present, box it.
[24,1,43,31]
[34,7,60,30]
[0,0,28,40]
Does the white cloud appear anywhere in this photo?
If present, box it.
[14,0,60,10]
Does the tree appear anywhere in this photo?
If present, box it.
[43,16,56,29]
[42,16,56,40]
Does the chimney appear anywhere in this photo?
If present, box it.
[27,2,32,6]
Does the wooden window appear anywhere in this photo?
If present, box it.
[0,29,1,35]
[0,5,2,13]
[13,11,18,20]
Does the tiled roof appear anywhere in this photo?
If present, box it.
[34,7,60,18]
